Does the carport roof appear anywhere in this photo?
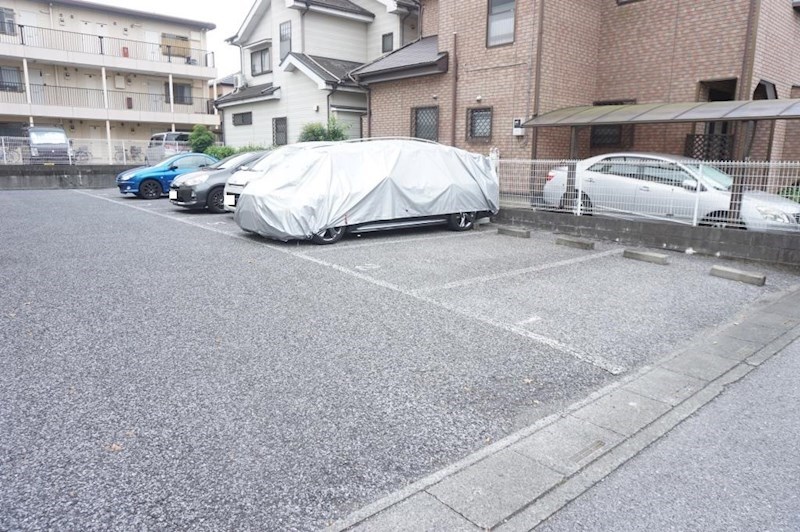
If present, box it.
[524,98,800,127]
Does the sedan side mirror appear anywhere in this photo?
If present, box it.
[682,179,698,191]
[169,165,178,171]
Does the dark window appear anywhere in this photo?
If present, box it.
[411,106,438,141]
[165,83,193,105]
[0,8,16,36]
[273,117,288,145]
[279,21,291,61]
[590,100,634,149]
[382,32,393,53]
[233,112,253,126]
[0,66,23,92]
[467,107,492,141]
[251,48,271,76]
[487,0,515,47]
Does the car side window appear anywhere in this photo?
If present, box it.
[598,157,641,180]
[175,155,209,168]
[640,161,694,187]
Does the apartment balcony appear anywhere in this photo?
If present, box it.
[0,83,218,126]
[0,25,216,80]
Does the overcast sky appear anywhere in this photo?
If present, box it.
[97,0,255,77]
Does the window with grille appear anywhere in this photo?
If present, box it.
[164,83,193,105]
[273,117,288,145]
[161,33,190,57]
[487,0,515,47]
[468,107,492,141]
[0,8,15,36]
[0,66,23,92]
[233,112,253,126]
[411,107,439,141]
[251,48,271,76]
[279,21,291,61]
[590,100,634,148]
[382,32,393,53]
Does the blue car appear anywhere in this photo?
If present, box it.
[116,153,218,199]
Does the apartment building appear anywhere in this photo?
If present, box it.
[0,0,218,162]
[216,0,419,147]
[354,0,800,161]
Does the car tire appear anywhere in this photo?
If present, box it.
[311,226,346,245]
[700,211,746,230]
[447,212,476,231]
[559,192,593,215]
[206,187,225,214]
[139,179,162,200]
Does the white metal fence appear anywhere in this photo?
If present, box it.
[0,136,192,166]
[498,158,800,233]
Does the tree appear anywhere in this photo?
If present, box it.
[189,124,215,153]
[298,117,349,142]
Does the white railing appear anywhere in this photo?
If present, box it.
[0,136,193,165]
[498,158,800,233]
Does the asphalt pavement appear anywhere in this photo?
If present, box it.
[1,189,799,530]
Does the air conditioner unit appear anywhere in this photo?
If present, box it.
[233,74,245,90]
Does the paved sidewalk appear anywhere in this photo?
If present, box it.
[328,285,800,531]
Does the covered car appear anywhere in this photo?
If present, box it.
[223,142,332,212]
[234,139,499,244]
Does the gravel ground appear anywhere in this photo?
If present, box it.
[0,189,797,530]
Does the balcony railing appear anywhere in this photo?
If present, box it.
[0,83,213,115]
[0,24,214,68]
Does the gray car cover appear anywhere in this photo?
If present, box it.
[234,139,499,241]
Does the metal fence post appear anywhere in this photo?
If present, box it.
[575,162,584,216]
[1,137,6,165]
[692,164,702,226]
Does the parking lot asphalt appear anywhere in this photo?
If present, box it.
[1,189,799,530]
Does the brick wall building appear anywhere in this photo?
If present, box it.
[353,0,800,161]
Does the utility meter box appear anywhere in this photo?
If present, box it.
[512,118,525,137]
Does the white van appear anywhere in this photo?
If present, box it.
[145,131,190,164]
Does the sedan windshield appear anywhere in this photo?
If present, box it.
[216,151,261,170]
[683,163,734,191]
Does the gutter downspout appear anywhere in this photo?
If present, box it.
[728,0,761,225]
[348,70,371,138]
[530,0,545,158]
[301,1,311,53]
[450,32,457,147]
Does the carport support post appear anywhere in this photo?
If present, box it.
[565,126,579,212]
[728,120,755,224]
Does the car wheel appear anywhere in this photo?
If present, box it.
[311,226,346,245]
[448,212,476,231]
[559,192,593,215]
[206,187,225,213]
[139,179,162,200]
[700,211,746,230]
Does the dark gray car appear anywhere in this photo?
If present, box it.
[169,151,267,213]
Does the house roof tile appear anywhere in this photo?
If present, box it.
[352,36,446,78]
[215,82,279,105]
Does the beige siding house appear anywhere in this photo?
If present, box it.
[0,0,218,161]
[216,0,419,147]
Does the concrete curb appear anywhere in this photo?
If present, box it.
[327,286,800,531]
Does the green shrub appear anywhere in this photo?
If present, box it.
[779,185,800,203]
[189,124,216,153]
[204,145,235,159]
[236,144,269,153]
[298,117,349,142]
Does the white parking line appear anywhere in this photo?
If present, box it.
[74,190,625,375]
[411,249,625,295]
[517,315,542,326]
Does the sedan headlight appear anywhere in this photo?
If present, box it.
[756,206,794,224]
[182,174,210,186]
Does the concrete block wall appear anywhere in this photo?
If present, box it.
[0,166,133,190]
[497,207,800,269]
